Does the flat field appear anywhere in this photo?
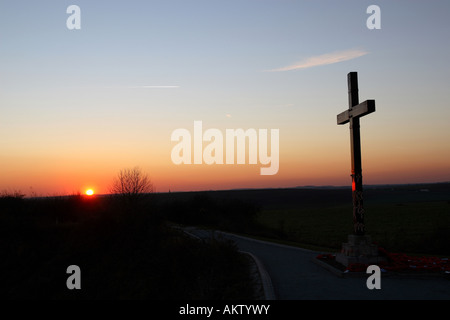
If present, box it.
[160,182,450,255]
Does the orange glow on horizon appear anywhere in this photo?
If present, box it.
[1,140,449,196]
[85,189,94,196]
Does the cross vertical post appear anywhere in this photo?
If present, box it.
[348,72,365,235]
[335,72,382,267]
[337,72,376,236]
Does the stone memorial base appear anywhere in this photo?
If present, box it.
[335,235,386,267]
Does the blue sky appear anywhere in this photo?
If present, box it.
[1,1,450,194]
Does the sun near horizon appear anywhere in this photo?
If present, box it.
[85,189,94,196]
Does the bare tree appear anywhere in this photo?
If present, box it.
[110,167,153,202]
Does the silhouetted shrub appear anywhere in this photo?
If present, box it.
[0,190,25,214]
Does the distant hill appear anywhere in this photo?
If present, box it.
[151,181,450,210]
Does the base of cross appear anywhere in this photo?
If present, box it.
[335,234,386,267]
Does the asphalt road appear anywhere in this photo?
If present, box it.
[183,227,450,300]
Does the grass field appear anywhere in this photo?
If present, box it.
[258,201,450,255]
[159,182,450,256]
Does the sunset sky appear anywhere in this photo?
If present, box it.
[1,1,449,196]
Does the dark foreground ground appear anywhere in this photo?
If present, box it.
[1,182,449,299]
[0,194,257,299]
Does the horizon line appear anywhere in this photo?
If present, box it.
[23,180,450,198]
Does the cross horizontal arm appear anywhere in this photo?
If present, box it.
[337,100,375,125]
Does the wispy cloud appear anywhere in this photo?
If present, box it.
[101,85,180,89]
[127,85,180,89]
[267,49,368,72]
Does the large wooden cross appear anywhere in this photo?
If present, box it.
[337,72,375,236]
